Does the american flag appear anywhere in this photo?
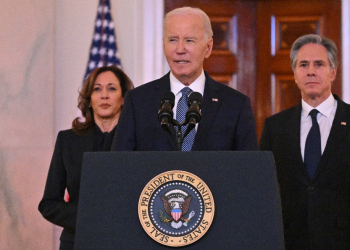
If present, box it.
[84,0,122,80]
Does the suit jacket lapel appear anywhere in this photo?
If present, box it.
[82,130,94,153]
[313,96,350,179]
[71,130,93,174]
[192,74,221,150]
[289,104,311,182]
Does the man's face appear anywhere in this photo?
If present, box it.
[294,43,337,106]
[163,14,213,85]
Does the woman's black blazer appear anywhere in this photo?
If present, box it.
[39,129,93,243]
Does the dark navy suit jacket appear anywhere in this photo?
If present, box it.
[111,72,258,151]
[260,94,350,250]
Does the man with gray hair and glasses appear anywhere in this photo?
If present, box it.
[260,34,350,250]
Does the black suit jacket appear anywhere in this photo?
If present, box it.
[111,72,258,151]
[260,94,350,250]
[39,129,93,244]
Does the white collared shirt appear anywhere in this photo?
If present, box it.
[300,94,337,160]
[170,70,205,120]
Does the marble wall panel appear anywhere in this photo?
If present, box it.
[0,1,56,249]
[0,148,54,250]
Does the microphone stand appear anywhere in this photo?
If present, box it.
[175,126,183,151]
[162,118,191,151]
[159,92,201,151]
[160,110,199,151]
[172,120,184,151]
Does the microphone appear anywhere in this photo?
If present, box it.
[183,92,202,137]
[158,91,175,128]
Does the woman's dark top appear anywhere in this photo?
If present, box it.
[93,124,117,151]
[38,124,117,250]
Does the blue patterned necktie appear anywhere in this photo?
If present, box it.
[304,109,321,178]
[176,87,195,151]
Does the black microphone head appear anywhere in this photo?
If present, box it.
[188,92,203,109]
[160,91,175,108]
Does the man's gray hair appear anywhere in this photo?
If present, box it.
[290,34,338,71]
[163,7,213,41]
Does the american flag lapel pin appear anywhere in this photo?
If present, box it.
[341,122,347,125]
[212,98,218,102]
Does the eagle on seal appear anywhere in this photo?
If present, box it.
[160,188,195,229]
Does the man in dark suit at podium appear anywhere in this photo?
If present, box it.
[260,34,350,250]
[111,7,258,151]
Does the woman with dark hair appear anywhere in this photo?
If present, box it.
[38,65,133,250]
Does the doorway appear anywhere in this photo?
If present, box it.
[164,0,342,139]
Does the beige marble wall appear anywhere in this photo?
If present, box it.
[0,1,55,249]
[0,1,160,249]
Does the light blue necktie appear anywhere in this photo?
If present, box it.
[176,87,195,151]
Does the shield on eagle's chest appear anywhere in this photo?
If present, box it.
[171,208,182,221]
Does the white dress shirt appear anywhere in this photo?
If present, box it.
[300,94,337,161]
[170,70,205,124]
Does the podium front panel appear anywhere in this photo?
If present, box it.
[74,151,284,250]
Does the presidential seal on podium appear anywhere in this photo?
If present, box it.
[138,170,215,247]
